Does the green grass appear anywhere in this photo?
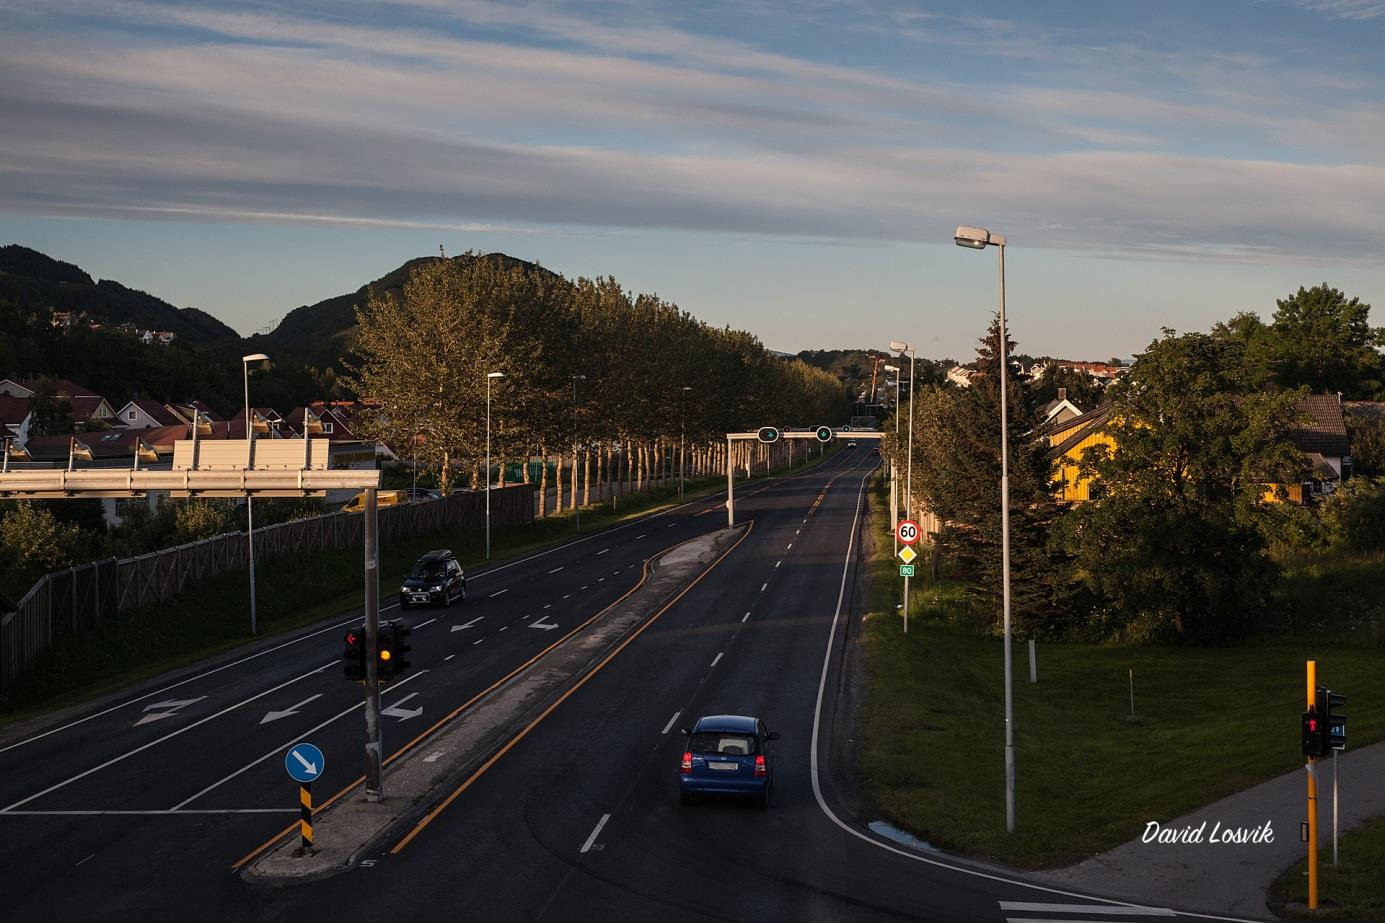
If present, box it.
[1270,815,1385,921]
[1267,548,1385,644]
[0,447,840,723]
[856,474,1385,869]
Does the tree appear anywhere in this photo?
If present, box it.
[0,501,85,596]
[1058,330,1305,640]
[1267,284,1384,398]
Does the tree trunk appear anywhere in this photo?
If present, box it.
[537,446,548,518]
[555,454,565,513]
[572,446,579,511]
[440,449,452,495]
[583,448,592,507]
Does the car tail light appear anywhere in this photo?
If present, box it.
[754,754,766,777]
[680,752,692,775]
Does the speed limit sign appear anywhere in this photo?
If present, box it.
[896,520,920,545]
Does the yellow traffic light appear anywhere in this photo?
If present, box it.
[379,649,392,661]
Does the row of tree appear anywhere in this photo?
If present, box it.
[347,254,848,501]
[886,284,1384,643]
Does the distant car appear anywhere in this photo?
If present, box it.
[679,715,779,808]
[847,440,857,448]
[403,487,441,501]
[342,489,407,513]
[399,549,466,609]
[870,447,880,456]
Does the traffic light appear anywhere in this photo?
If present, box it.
[377,621,413,681]
[814,425,833,443]
[756,426,779,444]
[343,627,365,682]
[1319,688,1346,752]
[1302,709,1325,758]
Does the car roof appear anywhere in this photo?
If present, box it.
[691,715,759,734]
[418,549,454,562]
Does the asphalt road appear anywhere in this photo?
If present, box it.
[0,447,1241,922]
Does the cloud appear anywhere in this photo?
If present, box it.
[0,1,1383,265]
[1288,0,1385,19]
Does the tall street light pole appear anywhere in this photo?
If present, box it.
[241,353,269,635]
[883,364,901,560]
[955,223,1014,834]
[486,372,504,559]
[679,386,692,498]
[571,374,586,533]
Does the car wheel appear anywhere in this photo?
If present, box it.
[441,588,451,609]
[756,784,771,810]
[460,583,467,602]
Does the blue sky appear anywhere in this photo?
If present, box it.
[2,1,1383,361]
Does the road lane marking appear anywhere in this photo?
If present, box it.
[998,902,1175,916]
[170,672,427,811]
[667,523,676,527]
[259,693,324,725]
[786,543,792,550]
[742,612,750,623]
[424,752,444,763]
[760,582,767,592]
[413,618,437,629]
[596,548,609,555]
[2,663,335,813]
[775,561,781,568]
[381,693,424,721]
[548,566,564,574]
[530,617,559,631]
[542,604,551,609]
[597,577,605,582]
[444,654,456,661]
[388,522,755,855]
[499,626,508,631]
[580,813,611,854]
[660,712,681,735]
[488,589,508,598]
[710,652,724,668]
[472,639,484,645]
[562,594,571,599]
[580,585,588,590]
[450,616,484,632]
[635,533,646,539]
[801,467,1220,921]
[76,854,95,866]
[134,696,208,727]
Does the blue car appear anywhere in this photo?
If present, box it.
[678,715,779,808]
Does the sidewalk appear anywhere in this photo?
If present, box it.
[1034,740,1385,920]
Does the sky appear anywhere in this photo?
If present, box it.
[1,0,1384,361]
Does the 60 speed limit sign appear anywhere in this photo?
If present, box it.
[896,520,921,545]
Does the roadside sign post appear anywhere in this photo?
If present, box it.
[1306,660,1318,910]
[285,742,325,855]
[896,519,920,634]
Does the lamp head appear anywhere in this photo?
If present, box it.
[889,340,909,353]
[241,353,270,363]
[487,372,505,379]
[954,225,1005,248]
[883,364,899,373]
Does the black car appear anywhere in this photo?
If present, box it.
[399,549,466,609]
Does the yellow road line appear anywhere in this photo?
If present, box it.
[387,521,755,855]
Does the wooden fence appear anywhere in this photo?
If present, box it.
[0,485,534,695]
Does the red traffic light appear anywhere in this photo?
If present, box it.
[1308,718,1318,733]
[345,631,359,646]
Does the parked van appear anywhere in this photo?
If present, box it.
[342,489,407,513]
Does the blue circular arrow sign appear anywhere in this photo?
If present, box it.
[285,742,325,783]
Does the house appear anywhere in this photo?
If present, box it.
[946,367,980,388]
[0,378,116,429]
[138,329,176,346]
[116,399,184,429]
[165,401,224,425]
[1044,394,1351,505]
[235,407,294,437]
[23,426,181,466]
[0,396,33,448]
[1038,387,1085,427]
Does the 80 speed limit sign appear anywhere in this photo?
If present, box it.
[895,520,920,545]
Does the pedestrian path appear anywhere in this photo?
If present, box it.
[1035,740,1385,921]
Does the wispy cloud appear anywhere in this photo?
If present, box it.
[1288,0,1385,20]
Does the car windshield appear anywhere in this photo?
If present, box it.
[410,563,446,581]
[690,732,756,756]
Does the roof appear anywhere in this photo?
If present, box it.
[691,715,759,733]
[121,399,182,426]
[17,378,98,397]
[1290,394,1349,458]
[1043,403,1117,460]
[419,549,455,562]
[1305,453,1340,479]
[0,395,31,426]
[25,428,160,461]
[69,395,111,418]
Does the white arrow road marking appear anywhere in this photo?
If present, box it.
[291,749,319,776]
[530,616,560,631]
[580,813,611,853]
[259,694,324,725]
[450,616,484,632]
[381,692,423,721]
[133,697,208,727]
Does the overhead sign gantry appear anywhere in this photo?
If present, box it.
[724,426,882,527]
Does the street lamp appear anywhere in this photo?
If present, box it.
[954,222,1015,834]
[241,353,270,635]
[486,372,505,560]
[571,374,586,533]
[679,386,692,498]
[888,341,915,635]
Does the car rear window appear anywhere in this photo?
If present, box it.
[690,732,756,756]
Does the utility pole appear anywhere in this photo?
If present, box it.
[363,487,383,801]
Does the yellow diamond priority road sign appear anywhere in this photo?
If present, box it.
[897,545,918,565]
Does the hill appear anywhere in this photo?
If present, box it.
[251,252,551,370]
[0,245,239,343]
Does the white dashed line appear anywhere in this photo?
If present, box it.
[413,618,437,629]
[775,561,782,568]
[786,544,792,550]
[710,652,724,668]
[548,566,564,574]
[760,582,768,592]
[444,654,456,661]
[795,529,800,536]
[660,711,681,735]
[597,548,610,555]
[636,534,646,539]
[581,585,589,590]
[580,813,611,854]
[499,626,508,631]
[562,594,571,600]
[489,589,508,598]
[742,612,750,623]
[667,523,676,528]
[472,639,484,645]
[542,604,552,610]
[597,577,606,583]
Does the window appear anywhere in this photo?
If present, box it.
[689,732,757,756]
[128,410,137,419]
[323,422,334,433]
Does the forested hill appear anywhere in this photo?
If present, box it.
[0,245,239,343]
[252,252,552,370]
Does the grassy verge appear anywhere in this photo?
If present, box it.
[1270,815,1385,921]
[856,473,1385,869]
[0,447,839,723]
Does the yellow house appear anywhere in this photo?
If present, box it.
[1042,404,1116,502]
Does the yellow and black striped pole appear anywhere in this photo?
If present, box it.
[300,782,313,852]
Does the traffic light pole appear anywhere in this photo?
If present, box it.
[364,487,384,802]
[1306,659,1318,911]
